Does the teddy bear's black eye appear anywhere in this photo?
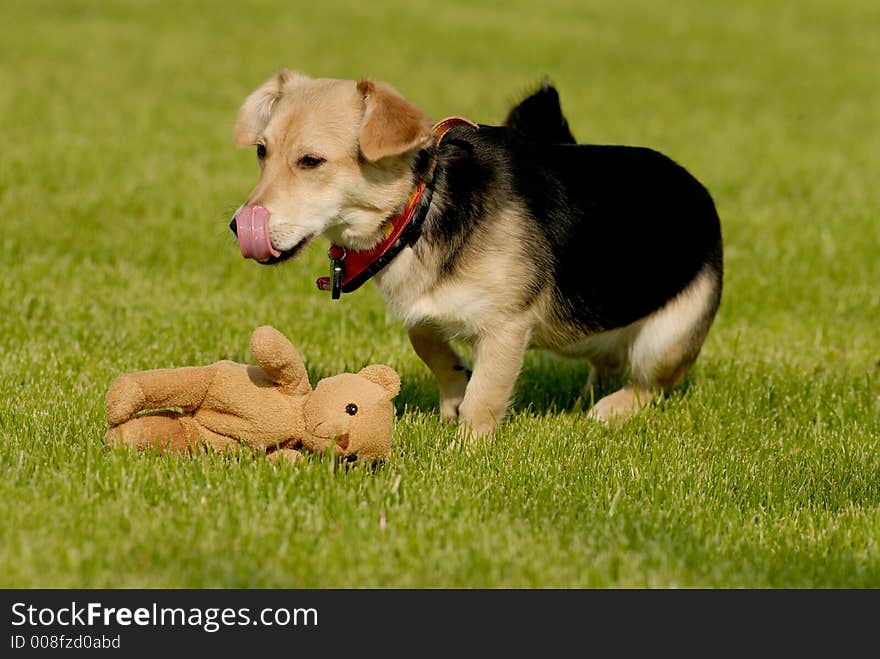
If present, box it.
[256,144,267,159]
[345,403,358,416]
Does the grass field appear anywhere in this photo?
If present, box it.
[1,0,878,588]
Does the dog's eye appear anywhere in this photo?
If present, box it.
[298,155,325,169]
[256,144,267,159]
[345,403,358,416]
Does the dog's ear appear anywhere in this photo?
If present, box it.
[234,69,299,146]
[357,79,432,162]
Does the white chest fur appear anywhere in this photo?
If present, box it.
[372,248,496,340]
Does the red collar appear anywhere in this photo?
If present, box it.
[317,116,478,299]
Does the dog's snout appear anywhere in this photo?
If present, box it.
[229,217,237,236]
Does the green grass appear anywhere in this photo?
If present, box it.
[1,0,878,587]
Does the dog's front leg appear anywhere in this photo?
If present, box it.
[458,321,531,438]
[408,324,470,422]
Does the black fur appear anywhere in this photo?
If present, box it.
[503,81,576,145]
[415,124,723,333]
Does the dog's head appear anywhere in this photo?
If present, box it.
[230,70,433,264]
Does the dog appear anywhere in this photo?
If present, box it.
[229,70,723,437]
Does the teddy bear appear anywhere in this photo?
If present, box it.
[104,326,400,464]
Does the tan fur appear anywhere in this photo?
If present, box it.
[374,205,537,336]
[458,319,533,437]
[630,265,718,389]
[356,79,433,161]
[587,384,653,421]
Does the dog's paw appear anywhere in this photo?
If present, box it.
[457,402,501,440]
[587,386,652,424]
[438,368,469,422]
[439,396,463,422]
[456,420,496,443]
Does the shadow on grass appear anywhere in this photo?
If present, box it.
[300,350,697,421]
[392,352,695,418]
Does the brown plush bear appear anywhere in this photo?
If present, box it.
[104,326,399,464]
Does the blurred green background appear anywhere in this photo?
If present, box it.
[0,0,877,587]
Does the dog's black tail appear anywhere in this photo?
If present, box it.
[503,79,576,144]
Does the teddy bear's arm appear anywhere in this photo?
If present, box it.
[106,365,217,426]
[250,326,312,395]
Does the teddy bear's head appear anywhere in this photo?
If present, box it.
[301,364,400,463]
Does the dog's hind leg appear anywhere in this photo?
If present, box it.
[587,264,721,422]
[408,324,471,422]
[587,384,654,422]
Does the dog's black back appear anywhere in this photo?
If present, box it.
[418,124,722,333]
[514,136,723,329]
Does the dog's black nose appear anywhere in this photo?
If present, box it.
[229,218,237,236]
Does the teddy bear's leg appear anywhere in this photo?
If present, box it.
[106,365,217,426]
[104,412,201,454]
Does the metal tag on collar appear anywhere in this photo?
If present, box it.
[328,246,346,299]
[316,246,346,299]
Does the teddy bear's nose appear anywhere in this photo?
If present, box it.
[345,454,358,463]
[336,433,350,450]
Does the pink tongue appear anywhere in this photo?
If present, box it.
[235,205,280,261]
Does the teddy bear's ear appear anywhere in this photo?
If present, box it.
[357,364,401,398]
